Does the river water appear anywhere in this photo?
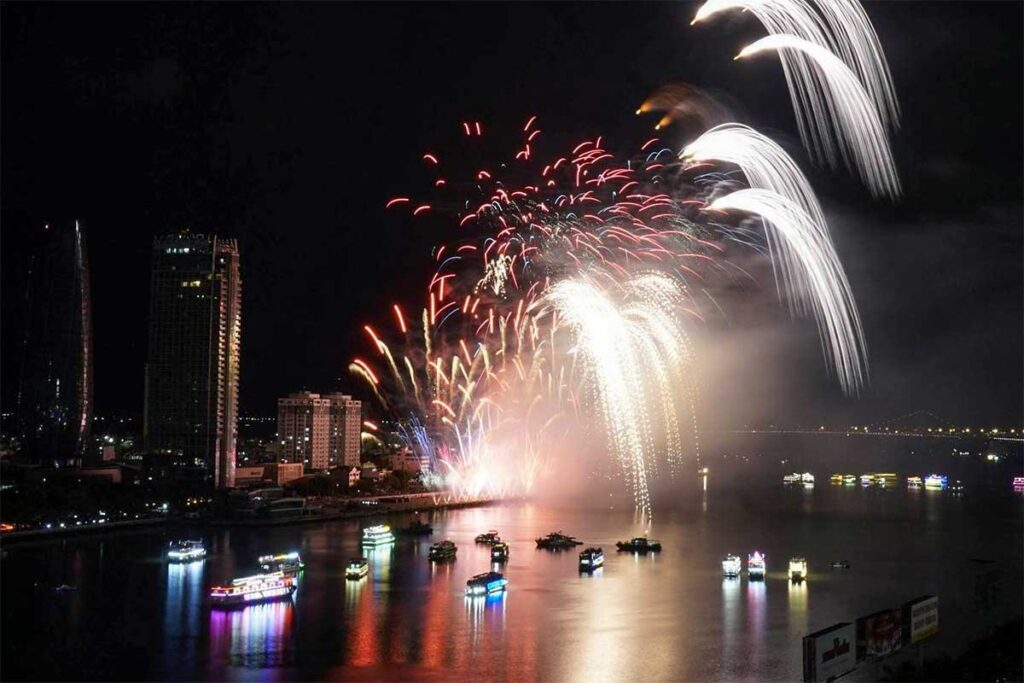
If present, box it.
[2,479,1021,681]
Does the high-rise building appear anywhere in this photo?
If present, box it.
[17,221,93,467]
[144,231,241,488]
[276,391,361,471]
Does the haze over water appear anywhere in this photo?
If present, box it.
[4,445,1021,682]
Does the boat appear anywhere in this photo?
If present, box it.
[535,531,583,550]
[789,557,808,582]
[829,474,844,485]
[475,530,500,545]
[465,571,507,597]
[843,475,857,485]
[1012,476,1024,490]
[578,547,604,572]
[747,551,766,579]
[428,540,458,562]
[399,519,433,536]
[873,473,898,487]
[831,560,851,569]
[490,542,510,563]
[950,479,965,494]
[362,524,396,547]
[258,551,304,575]
[615,537,661,553]
[55,584,77,592]
[907,476,923,488]
[345,558,368,580]
[801,472,815,488]
[722,554,742,578]
[209,571,296,607]
[860,473,875,486]
[167,539,206,562]
[924,474,948,490]
[783,473,801,485]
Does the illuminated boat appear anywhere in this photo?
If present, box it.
[831,560,851,569]
[362,524,396,547]
[924,474,948,490]
[615,537,661,553]
[1013,476,1024,491]
[475,530,500,545]
[860,473,875,486]
[783,473,801,485]
[801,472,815,488]
[829,474,844,485]
[747,551,766,579]
[907,476,923,488]
[428,540,458,562]
[578,547,604,572]
[843,475,857,485]
[535,531,583,550]
[258,551,304,575]
[209,571,296,607]
[399,519,433,536]
[789,557,808,582]
[167,539,206,562]
[491,542,510,563]
[345,558,368,580]
[465,571,507,597]
[873,473,897,487]
[950,479,965,494]
[722,554,742,577]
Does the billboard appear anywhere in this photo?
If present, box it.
[857,608,902,660]
[803,622,856,682]
[903,595,939,643]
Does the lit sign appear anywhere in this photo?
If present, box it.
[803,622,855,682]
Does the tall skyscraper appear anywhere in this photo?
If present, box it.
[17,221,93,467]
[277,391,361,471]
[144,231,241,488]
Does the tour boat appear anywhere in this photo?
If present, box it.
[616,537,661,553]
[167,540,206,562]
[491,542,510,563]
[535,532,583,550]
[789,557,808,582]
[783,473,801,485]
[475,530,500,545]
[747,551,766,579]
[873,473,898,487]
[428,540,458,562]
[258,552,304,575]
[209,571,296,607]
[722,554,742,577]
[924,474,948,490]
[801,472,815,488]
[842,475,857,485]
[907,476,923,488]
[829,474,844,485]
[578,547,604,572]
[362,524,396,547]
[465,571,507,597]
[345,558,368,580]
[1012,476,1024,491]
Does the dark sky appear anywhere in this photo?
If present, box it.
[2,2,1021,426]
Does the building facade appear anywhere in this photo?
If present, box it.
[17,221,93,467]
[144,232,241,488]
[277,391,361,471]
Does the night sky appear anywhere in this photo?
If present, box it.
[2,2,1021,426]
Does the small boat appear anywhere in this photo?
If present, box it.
[465,571,507,597]
[167,539,206,562]
[428,540,458,562]
[615,537,661,553]
[345,558,368,580]
[747,551,766,579]
[55,584,77,593]
[259,552,304,575]
[535,531,583,550]
[362,524,396,547]
[789,557,808,582]
[399,519,433,536]
[907,476,923,488]
[801,472,815,488]
[209,571,296,607]
[722,554,742,578]
[475,530,500,545]
[829,474,844,485]
[860,473,875,487]
[783,473,801,485]
[491,542,510,563]
[578,547,604,572]
[924,474,948,490]
[842,475,857,485]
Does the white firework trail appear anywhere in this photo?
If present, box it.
[708,188,867,394]
[692,0,899,155]
[545,272,695,520]
[737,34,900,199]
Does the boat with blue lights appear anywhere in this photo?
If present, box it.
[167,539,206,562]
[578,547,604,572]
[465,571,507,597]
[209,571,296,607]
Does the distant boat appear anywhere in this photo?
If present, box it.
[428,540,458,562]
[747,551,766,579]
[535,532,583,550]
[258,552,304,575]
[345,558,368,580]
[55,584,77,593]
[475,530,501,545]
[362,525,395,547]
[167,539,206,562]
[722,554,742,578]
[616,537,661,553]
[789,557,808,582]
[831,560,851,569]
